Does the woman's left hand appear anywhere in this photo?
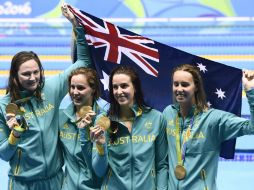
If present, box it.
[90,125,106,145]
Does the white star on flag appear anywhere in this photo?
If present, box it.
[207,101,212,107]
[197,63,207,73]
[100,71,109,91]
[215,88,226,100]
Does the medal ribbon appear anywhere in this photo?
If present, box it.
[175,113,195,165]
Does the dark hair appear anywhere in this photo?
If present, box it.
[108,66,149,142]
[172,64,208,112]
[7,51,45,103]
[108,66,148,117]
[68,67,101,100]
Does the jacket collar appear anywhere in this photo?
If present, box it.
[172,103,197,118]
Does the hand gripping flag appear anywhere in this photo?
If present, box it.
[69,6,242,159]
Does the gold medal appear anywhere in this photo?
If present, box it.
[96,116,111,130]
[77,106,92,117]
[95,116,119,134]
[6,103,19,115]
[96,116,119,134]
[75,106,92,123]
[174,165,186,180]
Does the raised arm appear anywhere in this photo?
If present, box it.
[61,3,78,28]
[242,70,254,127]
[214,70,254,142]
[61,3,93,68]
[45,4,93,102]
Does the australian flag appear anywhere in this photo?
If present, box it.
[69,6,242,159]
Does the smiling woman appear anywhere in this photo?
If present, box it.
[80,65,169,190]
[69,69,97,109]
[112,73,135,112]
[7,51,44,103]
[0,4,92,189]
[58,67,107,190]
[163,64,254,190]
[17,59,41,92]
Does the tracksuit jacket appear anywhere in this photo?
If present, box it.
[81,105,169,190]
[0,27,90,190]
[59,99,108,190]
[162,89,254,190]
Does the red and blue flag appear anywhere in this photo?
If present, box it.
[70,6,242,159]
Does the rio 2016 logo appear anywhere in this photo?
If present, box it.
[0,1,31,15]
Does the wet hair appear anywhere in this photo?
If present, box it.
[108,66,150,143]
[7,51,45,103]
[172,64,208,112]
[68,67,101,100]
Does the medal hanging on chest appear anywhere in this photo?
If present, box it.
[174,164,186,180]
[174,113,196,180]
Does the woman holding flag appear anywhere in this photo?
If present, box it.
[64,3,254,190]
[163,64,254,190]
[58,4,112,190]
[0,4,92,190]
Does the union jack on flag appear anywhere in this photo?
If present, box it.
[69,6,243,159]
[69,6,159,77]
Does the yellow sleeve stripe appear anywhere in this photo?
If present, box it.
[96,144,105,156]
[8,131,20,145]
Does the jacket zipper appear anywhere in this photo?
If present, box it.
[151,165,156,189]
[74,129,81,190]
[130,134,134,190]
[104,168,112,190]
[14,148,22,175]
[9,177,13,190]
